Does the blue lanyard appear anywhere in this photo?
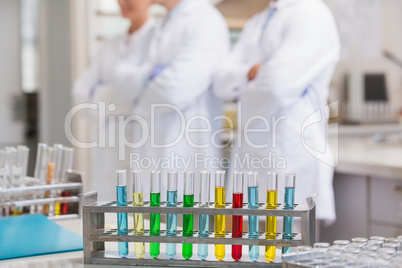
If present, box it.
[260,8,277,45]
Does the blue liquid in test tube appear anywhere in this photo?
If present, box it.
[166,171,178,259]
[247,172,259,261]
[282,173,296,254]
[116,170,128,257]
[198,171,210,260]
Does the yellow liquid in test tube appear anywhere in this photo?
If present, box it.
[215,187,225,260]
[265,190,278,262]
[133,193,145,259]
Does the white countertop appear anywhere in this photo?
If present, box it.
[333,124,402,180]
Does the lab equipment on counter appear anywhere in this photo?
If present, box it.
[266,171,278,261]
[282,236,402,267]
[116,170,128,257]
[182,171,194,259]
[232,171,244,261]
[214,170,226,261]
[0,143,80,219]
[198,170,210,260]
[247,171,259,262]
[166,171,178,259]
[80,169,316,267]
[282,173,296,254]
[132,170,145,259]
[150,171,161,258]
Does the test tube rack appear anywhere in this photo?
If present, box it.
[0,170,83,220]
[81,191,316,267]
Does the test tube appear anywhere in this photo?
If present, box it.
[53,144,64,216]
[198,171,210,260]
[150,171,161,258]
[214,170,226,260]
[8,148,20,188]
[282,173,296,254]
[43,147,55,216]
[61,147,74,182]
[232,171,243,261]
[132,170,144,259]
[17,146,29,186]
[166,171,178,259]
[183,171,194,259]
[0,150,5,191]
[247,171,259,261]
[116,170,128,257]
[34,143,47,183]
[53,144,64,183]
[266,171,278,261]
[60,147,74,215]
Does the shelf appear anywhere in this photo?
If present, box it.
[1,196,80,207]
[90,250,283,267]
[0,182,82,195]
[90,229,301,246]
[85,201,308,217]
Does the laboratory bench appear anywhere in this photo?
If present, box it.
[0,215,284,268]
[322,123,402,242]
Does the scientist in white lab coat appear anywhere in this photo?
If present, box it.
[110,0,230,202]
[214,0,340,223]
[72,0,154,200]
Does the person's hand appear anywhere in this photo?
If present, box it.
[248,63,262,81]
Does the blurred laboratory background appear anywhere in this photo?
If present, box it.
[0,0,402,242]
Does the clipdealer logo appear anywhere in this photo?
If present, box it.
[64,101,338,167]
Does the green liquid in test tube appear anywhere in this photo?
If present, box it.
[150,171,161,258]
[182,171,194,259]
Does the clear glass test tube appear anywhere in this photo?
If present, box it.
[59,147,74,215]
[232,171,243,261]
[247,171,259,262]
[282,173,296,254]
[6,147,19,188]
[166,171,178,259]
[53,144,64,183]
[183,171,194,259]
[34,143,47,182]
[116,170,128,257]
[43,147,55,216]
[150,171,161,258]
[198,171,210,260]
[266,171,278,261]
[17,146,29,186]
[61,147,74,182]
[53,144,64,216]
[132,170,144,259]
[214,170,226,260]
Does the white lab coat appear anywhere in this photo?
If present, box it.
[214,0,340,221]
[72,20,154,201]
[110,0,230,202]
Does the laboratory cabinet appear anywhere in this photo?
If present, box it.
[321,172,402,242]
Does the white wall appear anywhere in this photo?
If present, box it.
[0,0,24,147]
[325,0,402,113]
[39,0,72,145]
